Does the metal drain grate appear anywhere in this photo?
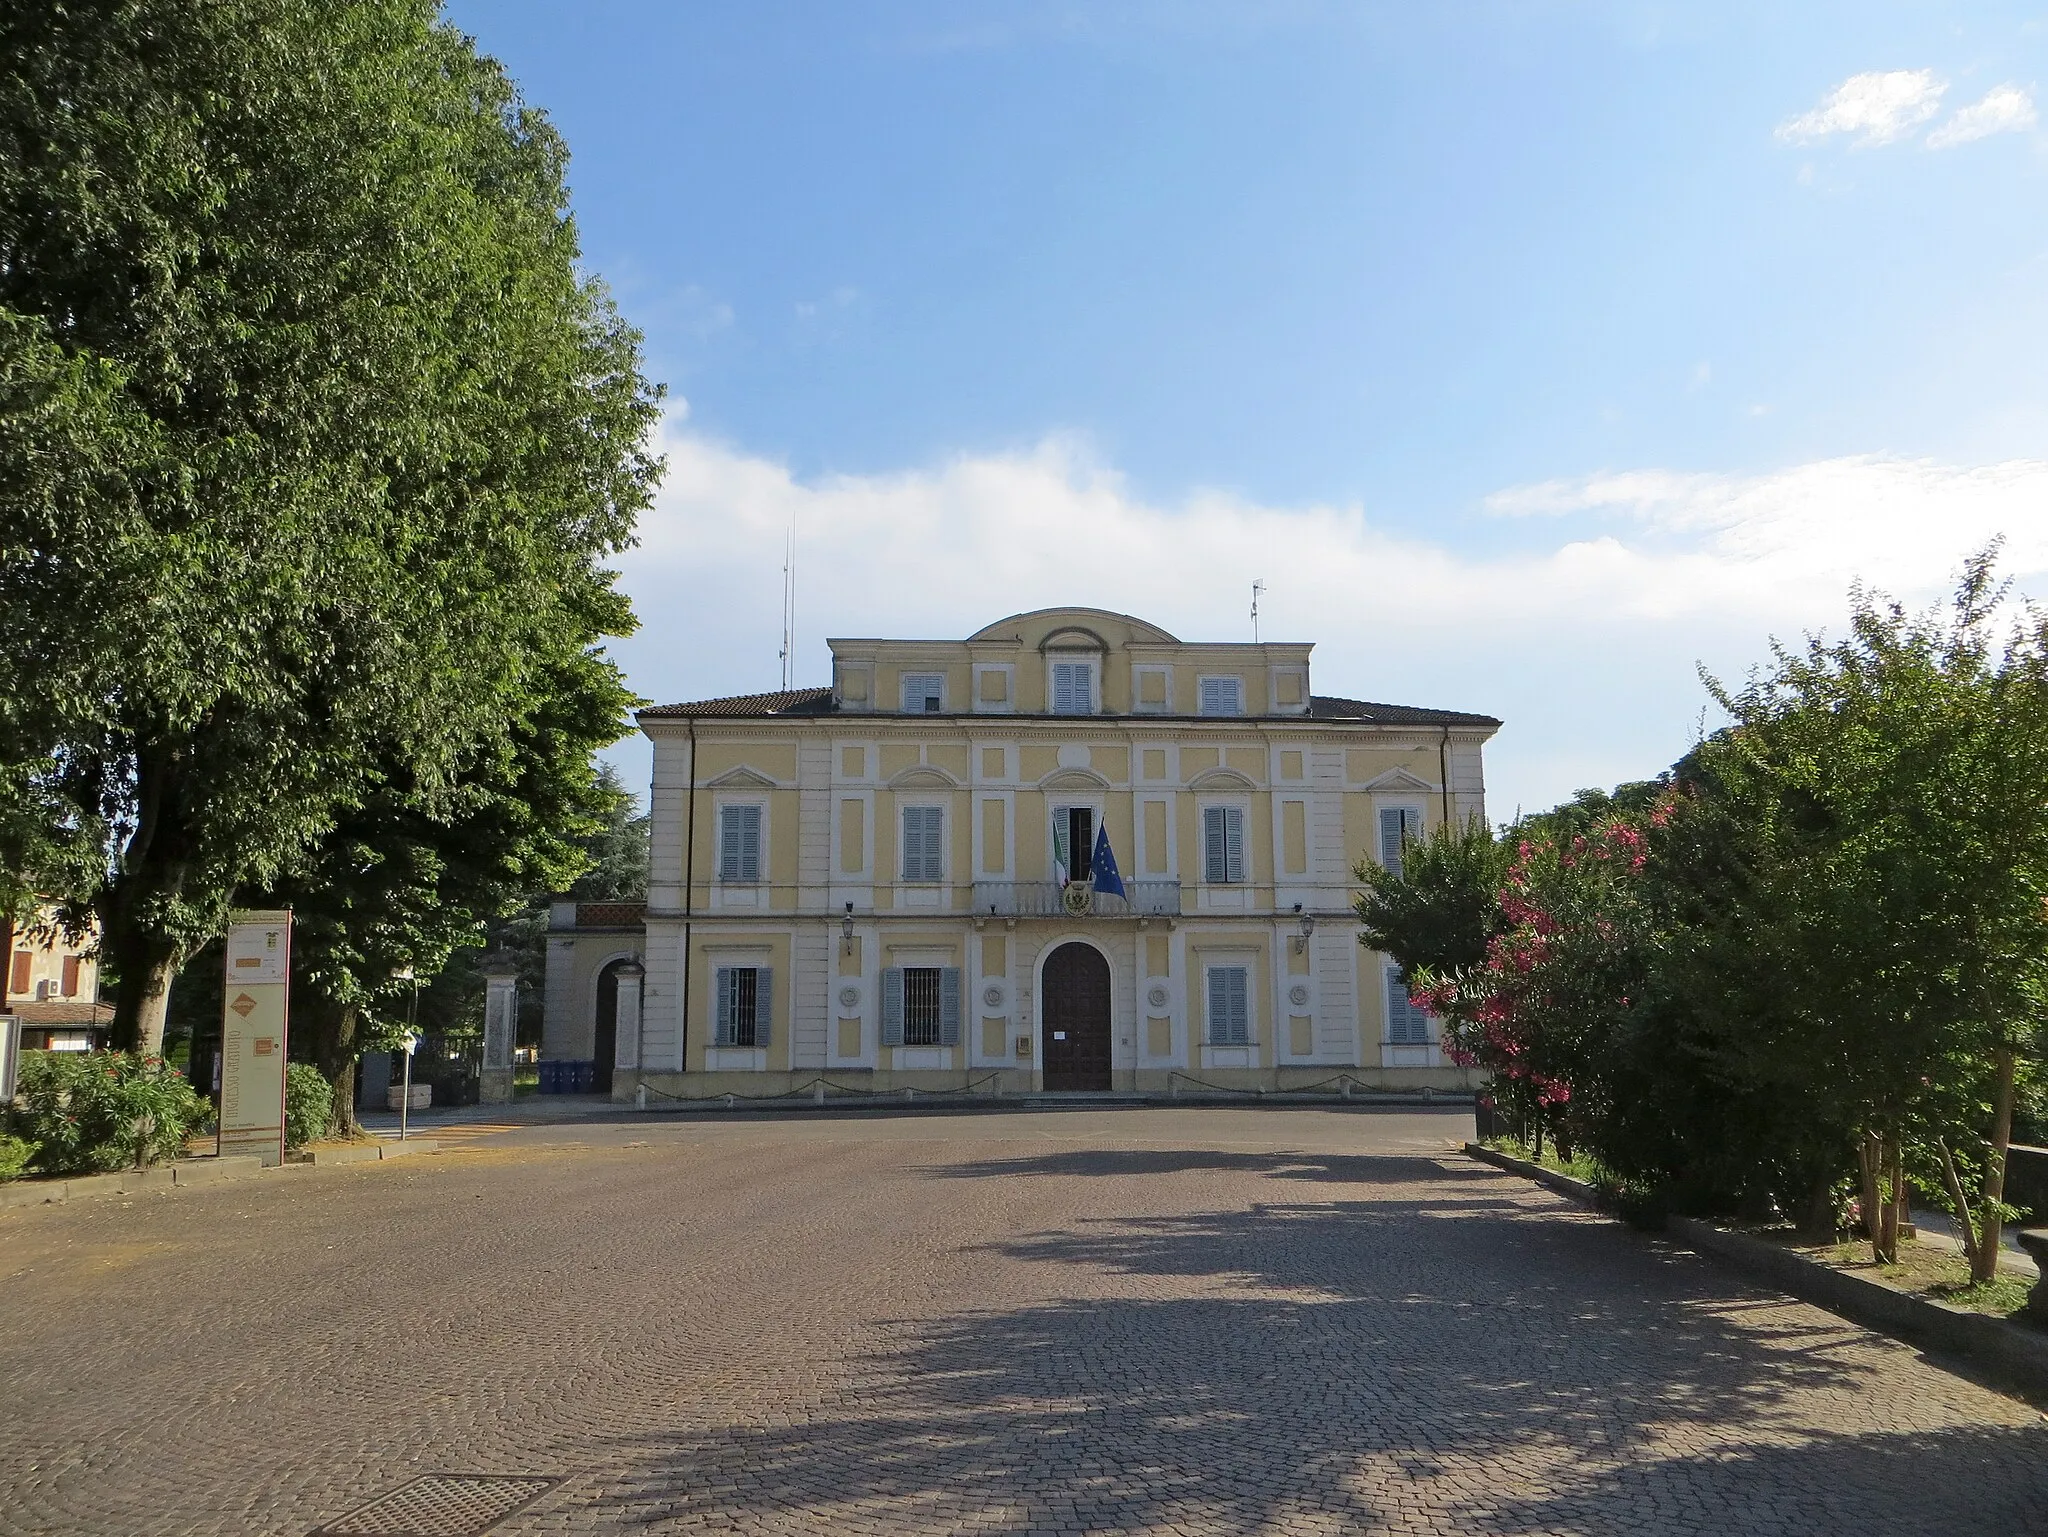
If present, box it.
[313,1475,559,1537]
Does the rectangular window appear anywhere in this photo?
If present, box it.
[881,966,963,1047]
[1386,968,1431,1046]
[903,966,942,1046]
[714,965,773,1048]
[1379,806,1423,880]
[1054,805,1094,882]
[1207,965,1250,1046]
[1202,805,1246,884]
[1198,675,1243,716]
[901,672,945,713]
[901,805,944,882]
[1050,660,1093,715]
[718,804,762,882]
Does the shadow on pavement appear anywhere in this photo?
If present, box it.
[582,1157,2045,1533]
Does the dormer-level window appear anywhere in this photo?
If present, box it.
[1198,675,1244,716]
[901,672,945,713]
[1050,660,1095,715]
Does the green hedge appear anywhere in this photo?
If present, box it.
[284,1063,333,1149]
[9,1051,211,1175]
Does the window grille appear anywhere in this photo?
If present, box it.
[714,965,773,1047]
[881,966,962,1047]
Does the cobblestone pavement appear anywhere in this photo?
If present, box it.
[4,1107,2044,1536]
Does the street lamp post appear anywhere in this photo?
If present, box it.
[399,975,421,1142]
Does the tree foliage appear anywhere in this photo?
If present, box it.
[1391,556,2048,1271]
[0,0,662,1051]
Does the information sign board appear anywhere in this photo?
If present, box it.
[219,910,291,1165]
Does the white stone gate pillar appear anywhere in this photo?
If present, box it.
[612,956,645,1098]
[480,956,519,1104]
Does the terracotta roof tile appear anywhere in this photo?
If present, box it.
[639,687,836,720]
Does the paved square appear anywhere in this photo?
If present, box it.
[3,1106,2043,1535]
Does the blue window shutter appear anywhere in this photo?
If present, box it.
[939,967,962,1046]
[881,967,905,1046]
[1203,807,1226,883]
[719,811,740,881]
[1225,808,1245,883]
[755,967,772,1047]
[1387,969,1428,1045]
[740,806,761,881]
[1380,808,1408,879]
[713,966,733,1046]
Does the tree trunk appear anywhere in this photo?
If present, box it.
[103,743,198,1057]
[297,989,367,1140]
[1796,1171,1838,1242]
[1880,1137,1903,1264]
[326,1002,364,1140]
[1975,1043,2017,1285]
[106,920,183,1056]
[1857,1131,1892,1264]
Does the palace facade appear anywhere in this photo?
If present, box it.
[543,607,1499,1098]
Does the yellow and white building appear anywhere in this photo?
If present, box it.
[544,607,1498,1098]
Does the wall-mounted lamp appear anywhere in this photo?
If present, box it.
[1293,902,1316,954]
[841,901,855,953]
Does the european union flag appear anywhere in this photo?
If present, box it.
[1091,821,1126,899]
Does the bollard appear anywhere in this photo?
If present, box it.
[636,1083,647,1111]
[1341,1079,1352,1101]
[904,1086,915,1103]
[814,1082,825,1106]
[724,1092,736,1110]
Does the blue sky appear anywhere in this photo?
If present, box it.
[446,1,2048,817]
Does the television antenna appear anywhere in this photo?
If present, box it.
[778,518,796,690]
[1250,579,1267,643]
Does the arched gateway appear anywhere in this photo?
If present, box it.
[1041,942,1112,1092]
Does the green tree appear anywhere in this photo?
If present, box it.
[0,0,662,1053]
[1353,815,1511,981]
[265,652,636,1134]
[1692,554,2048,1267]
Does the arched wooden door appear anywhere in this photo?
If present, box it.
[1041,942,1112,1091]
[592,959,623,1094]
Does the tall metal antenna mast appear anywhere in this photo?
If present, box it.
[778,519,795,690]
[1250,579,1266,643]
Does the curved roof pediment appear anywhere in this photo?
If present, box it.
[888,765,962,790]
[1036,767,1112,790]
[1187,767,1258,791]
[968,607,1179,646]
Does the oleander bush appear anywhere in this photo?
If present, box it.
[9,1051,210,1175]
[284,1062,334,1149]
[0,1133,37,1181]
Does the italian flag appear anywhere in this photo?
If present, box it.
[1052,818,1070,888]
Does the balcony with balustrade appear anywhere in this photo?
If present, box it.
[969,880,1182,919]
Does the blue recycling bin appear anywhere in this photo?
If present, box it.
[571,1059,594,1094]
[538,1060,560,1095]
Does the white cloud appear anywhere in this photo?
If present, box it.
[1777,70,1946,146]
[607,419,2048,819]
[1927,84,2038,148]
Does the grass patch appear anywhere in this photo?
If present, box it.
[1783,1234,2038,1318]
[1484,1136,1604,1186]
